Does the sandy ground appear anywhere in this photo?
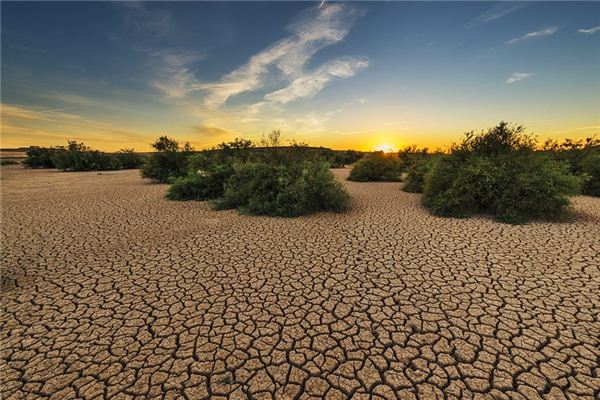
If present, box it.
[1,166,599,400]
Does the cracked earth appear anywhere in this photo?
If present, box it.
[1,166,599,400]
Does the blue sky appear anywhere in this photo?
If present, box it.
[2,1,599,151]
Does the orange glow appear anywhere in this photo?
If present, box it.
[373,144,397,153]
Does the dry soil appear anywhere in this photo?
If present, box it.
[1,166,599,400]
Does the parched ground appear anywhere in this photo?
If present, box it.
[1,166,599,400]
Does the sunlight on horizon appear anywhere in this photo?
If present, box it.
[373,144,397,153]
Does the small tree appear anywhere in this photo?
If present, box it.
[140,136,194,183]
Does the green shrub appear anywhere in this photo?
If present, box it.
[166,164,234,201]
[114,149,143,169]
[329,150,364,168]
[423,155,497,218]
[51,141,120,171]
[578,152,600,196]
[347,153,401,182]
[403,156,436,193]
[166,133,350,217]
[216,161,349,217]
[453,121,536,156]
[23,146,60,168]
[397,145,429,172]
[141,136,193,183]
[422,122,585,223]
[23,143,141,171]
[1,160,20,166]
[492,155,584,223]
[542,137,599,197]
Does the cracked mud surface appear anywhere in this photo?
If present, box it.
[1,166,599,400]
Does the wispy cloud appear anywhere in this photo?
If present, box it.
[577,26,600,35]
[264,58,368,105]
[506,27,558,45]
[196,3,366,109]
[150,49,205,99]
[467,3,526,27]
[1,103,150,148]
[192,124,234,138]
[505,72,533,84]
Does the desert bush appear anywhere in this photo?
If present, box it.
[216,161,349,217]
[166,133,350,217]
[329,150,364,168]
[214,138,255,162]
[397,145,429,172]
[51,141,120,171]
[347,152,401,182]
[423,155,496,218]
[1,160,20,166]
[23,146,60,168]
[422,122,585,223]
[453,121,536,156]
[141,136,193,183]
[579,151,600,196]
[492,155,585,223]
[403,156,437,193]
[167,164,234,201]
[542,137,599,197]
[114,149,143,169]
[24,143,141,171]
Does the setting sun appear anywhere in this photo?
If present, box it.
[373,144,397,153]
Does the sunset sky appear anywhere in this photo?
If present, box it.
[2,1,599,151]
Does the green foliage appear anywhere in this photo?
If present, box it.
[579,152,600,196]
[542,137,599,197]
[114,149,143,169]
[423,156,500,218]
[453,121,536,157]
[403,156,436,193]
[23,146,60,168]
[492,155,584,223]
[51,141,121,171]
[421,123,585,223]
[151,136,182,152]
[167,164,234,201]
[24,143,142,171]
[141,136,193,183]
[1,160,20,166]
[329,150,364,168]
[347,152,401,182]
[215,161,349,217]
[397,145,429,172]
[166,133,349,217]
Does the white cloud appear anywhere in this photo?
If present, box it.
[577,26,600,35]
[505,72,533,84]
[467,3,526,26]
[149,49,205,99]
[196,3,366,109]
[264,58,368,104]
[506,27,558,45]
